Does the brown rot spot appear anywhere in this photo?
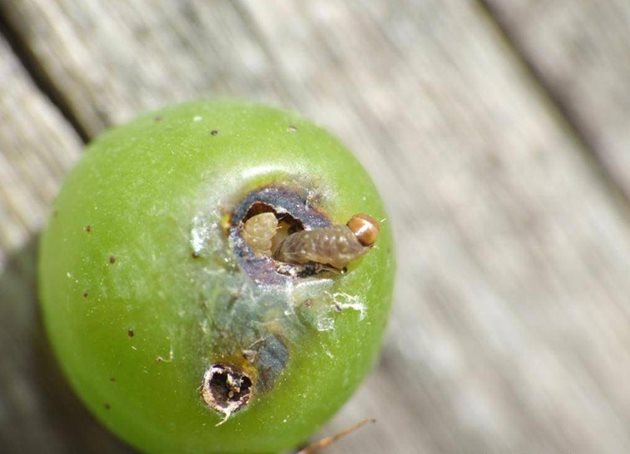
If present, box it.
[201,364,253,425]
[127,328,135,338]
[210,129,219,136]
[108,255,116,264]
[84,224,92,233]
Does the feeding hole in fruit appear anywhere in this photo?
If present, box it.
[230,186,380,283]
[202,364,253,425]
[229,186,329,283]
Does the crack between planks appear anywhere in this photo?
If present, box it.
[476,0,630,220]
[0,10,89,143]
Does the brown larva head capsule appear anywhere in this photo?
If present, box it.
[346,213,380,247]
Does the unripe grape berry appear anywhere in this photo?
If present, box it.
[39,100,394,453]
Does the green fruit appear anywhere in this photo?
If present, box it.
[39,100,394,453]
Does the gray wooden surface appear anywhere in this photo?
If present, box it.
[2,1,630,453]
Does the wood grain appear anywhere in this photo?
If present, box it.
[0,34,132,452]
[2,1,630,453]
[0,35,81,259]
[484,0,630,201]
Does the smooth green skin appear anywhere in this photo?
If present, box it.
[39,101,394,453]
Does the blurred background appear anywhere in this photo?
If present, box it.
[2,1,630,453]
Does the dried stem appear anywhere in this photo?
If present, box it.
[297,418,375,454]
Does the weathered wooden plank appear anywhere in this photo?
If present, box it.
[0,0,290,138]
[483,0,630,201]
[2,1,630,453]
[0,37,80,257]
[0,35,134,452]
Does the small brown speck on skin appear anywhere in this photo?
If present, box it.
[210,129,219,136]
[85,225,92,233]
[109,255,116,264]
[128,328,135,338]
[82,291,89,299]
[191,251,200,259]
[154,116,162,123]
[104,403,111,410]
[110,377,116,382]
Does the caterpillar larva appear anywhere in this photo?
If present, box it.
[242,212,380,270]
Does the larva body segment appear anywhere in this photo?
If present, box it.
[241,212,278,256]
[275,225,368,270]
[241,212,380,270]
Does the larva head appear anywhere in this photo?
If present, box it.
[347,213,380,247]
